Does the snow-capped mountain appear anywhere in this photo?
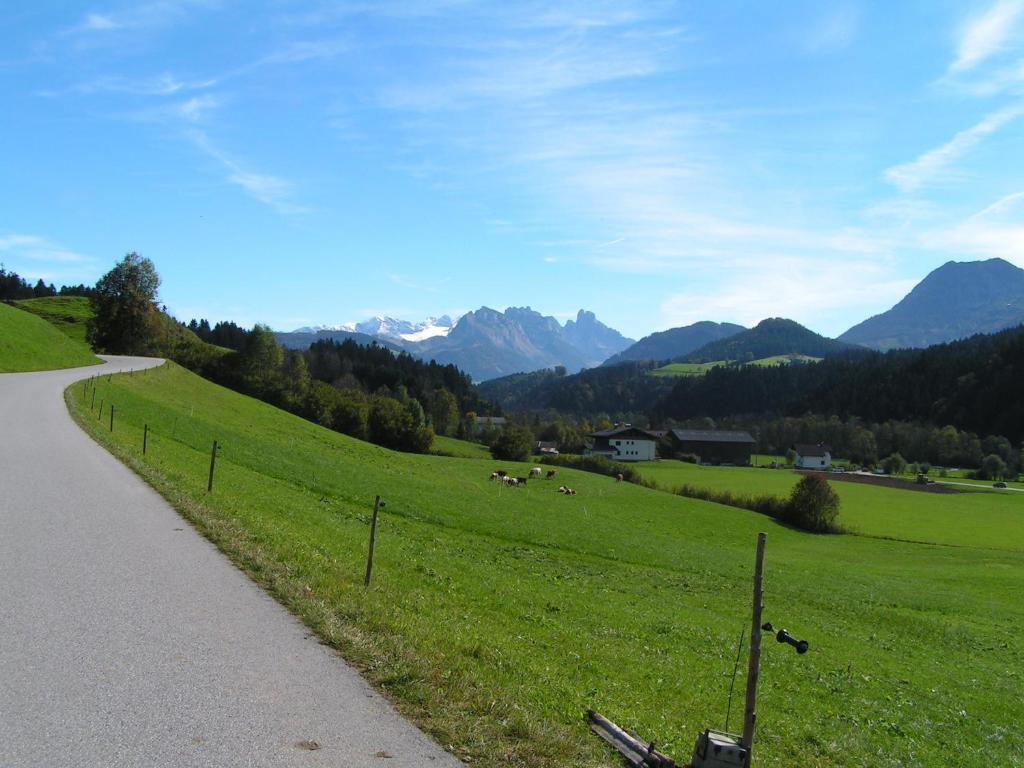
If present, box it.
[291,315,456,343]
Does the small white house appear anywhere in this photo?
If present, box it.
[794,443,832,470]
[585,425,659,462]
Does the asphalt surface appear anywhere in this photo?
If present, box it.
[0,356,460,768]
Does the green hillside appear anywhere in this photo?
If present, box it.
[685,318,863,363]
[0,302,101,372]
[67,363,1024,767]
[12,295,94,343]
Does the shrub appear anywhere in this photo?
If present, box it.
[491,426,534,462]
[784,475,841,533]
[881,452,907,475]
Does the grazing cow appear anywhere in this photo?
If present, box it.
[529,467,542,478]
[546,469,557,479]
[515,476,528,486]
[503,475,518,487]
[615,473,624,482]
[496,470,508,477]
[490,472,499,481]
[558,485,577,495]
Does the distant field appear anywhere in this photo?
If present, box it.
[638,460,1024,550]
[0,302,100,372]
[12,296,93,343]
[748,353,822,366]
[650,354,822,377]
[648,361,724,377]
[66,363,1024,767]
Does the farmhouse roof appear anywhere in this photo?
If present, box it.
[671,429,755,444]
[535,441,558,450]
[794,443,831,457]
[589,426,660,440]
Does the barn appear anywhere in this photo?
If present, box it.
[669,429,755,465]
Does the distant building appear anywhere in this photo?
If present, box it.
[794,443,832,470]
[669,429,755,465]
[473,416,507,434]
[586,425,659,462]
[534,441,559,456]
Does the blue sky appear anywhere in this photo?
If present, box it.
[3,1,1024,340]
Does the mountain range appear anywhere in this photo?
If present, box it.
[278,257,1024,382]
[278,307,634,382]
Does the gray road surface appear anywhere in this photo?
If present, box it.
[0,357,460,768]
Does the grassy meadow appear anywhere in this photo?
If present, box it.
[639,459,1024,551]
[650,355,823,378]
[67,364,1024,767]
[12,295,93,343]
[0,301,100,372]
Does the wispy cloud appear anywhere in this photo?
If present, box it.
[659,258,916,335]
[883,104,1024,192]
[921,191,1024,265]
[59,73,216,97]
[803,5,860,54]
[80,13,122,32]
[63,0,221,40]
[951,0,1024,72]
[187,130,305,214]
[0,234,91,264]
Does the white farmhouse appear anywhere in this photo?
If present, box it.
[794,443,832,470]
[585,425,659,462]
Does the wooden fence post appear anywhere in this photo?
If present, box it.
[98,400,104,420]
[742,533,767,766]
[143,424,148,455]
[207,440,218,492]
[91,388,96,410]
[364,495,382,586]
[109,404,114,432]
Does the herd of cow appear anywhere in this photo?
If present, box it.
[488,467,578,494]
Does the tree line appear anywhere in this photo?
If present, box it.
[1,265,96,301]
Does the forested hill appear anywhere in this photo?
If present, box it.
[480,323,1024,443]
[684,317,866,362]
[476,361,670,418]
[656,323,1024,443]
[602,321,745,365]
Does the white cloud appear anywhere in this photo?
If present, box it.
[883,104,1024,192]
[951,0,1024,72]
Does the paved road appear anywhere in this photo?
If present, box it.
[0,357,460,768]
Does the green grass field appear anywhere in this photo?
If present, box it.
[639,460,1024,550]
[0,301,101,372]
[12,295,94,343]
[430,434,493,459]
[66,364,1024,767]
